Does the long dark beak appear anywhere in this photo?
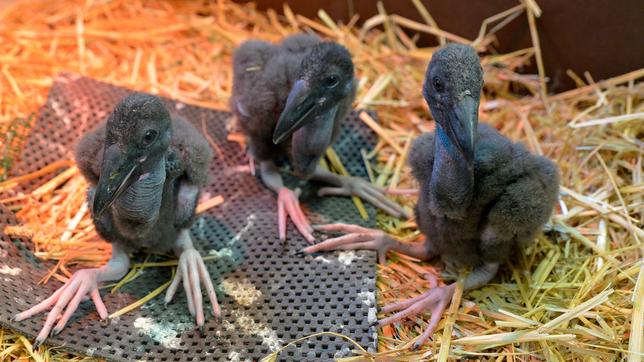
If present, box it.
[273,79,322,144]
[445,95,478,164]
[92,144,143,218]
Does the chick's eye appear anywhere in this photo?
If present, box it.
[142,130,157,146]
[433,77,444,92]
[324,75,339,88]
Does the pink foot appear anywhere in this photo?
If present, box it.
[376,283,456,350]
[14,269,107,347]
[277,187,314,244]
[318,176,410,219]
[164,248,220,330]
[248,154,256,176]
[303,223,394,264]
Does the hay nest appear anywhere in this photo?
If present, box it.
[0,0,642,361]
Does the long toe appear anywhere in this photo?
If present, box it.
[410,300,449,350]
[381,292,430,314]
[278,188,314,243]
[14,285,68,322]
[165,267,183,306]
[277,195,287,241]
[409,285,455,349]
[196,254,220,321]
[378,298,429,327]
[188,257,204,327]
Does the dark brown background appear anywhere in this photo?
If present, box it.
[245,0,644,92]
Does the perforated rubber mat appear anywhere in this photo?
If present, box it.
[0,74,379,361]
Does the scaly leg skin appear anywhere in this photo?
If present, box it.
[311,165,411,219]
[14,244,130,348]
[164,229,221,331]
[260,161,314,244]
[378,262,499,350]
[303,223,430,264]
[248,152,256,176]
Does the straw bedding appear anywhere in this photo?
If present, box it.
[0,0,642,360]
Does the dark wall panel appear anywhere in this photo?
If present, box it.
[244,0,644,92]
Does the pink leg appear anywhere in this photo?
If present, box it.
[277,188,314,244]
[180,257,196,315]
[277,192,287,241]
[380,263,499,349]
[258,161,314,244]
[248,154,256,176]
[165,230,221,330]
[312,167,410,219]
[14,245,129,347]
[15,270,105,347]
[376,283,456,350]
[304,223,431,265]
[196,253,221,321]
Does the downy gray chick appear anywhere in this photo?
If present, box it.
[305,43,559,349]
[231,33,407,244]
[15,93,219,346]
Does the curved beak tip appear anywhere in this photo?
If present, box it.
[91,189,113,219]
[444,95,478,165]
[272,133,284,145]
[92,205,103,218]
[92,148,141,219]
[273,79,318,145]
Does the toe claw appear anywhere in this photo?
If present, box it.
[410,342,421,351]
[34,338,44,349]
[13,313,25,322]
[369,321,379,328]
[295,249,322,258]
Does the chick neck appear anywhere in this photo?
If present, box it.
[429,125,474,219]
